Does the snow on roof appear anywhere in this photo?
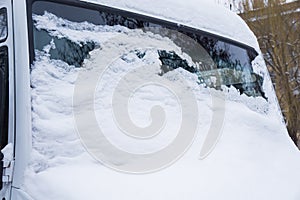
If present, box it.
[81,0,259,49]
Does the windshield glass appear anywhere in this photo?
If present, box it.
[24,2,300,199]
[29,0,273,167]
[31,1,265,99]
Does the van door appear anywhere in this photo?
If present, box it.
[0,1,15,199]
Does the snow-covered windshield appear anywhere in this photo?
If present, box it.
[31,1,265,99]
[25,1,300,199]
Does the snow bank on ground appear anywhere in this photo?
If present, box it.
[23,6,300,200]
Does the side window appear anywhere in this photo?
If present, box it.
[0,8,8,42]
[0,46,8,150]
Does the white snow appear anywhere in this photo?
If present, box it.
[22,3,300,200]
[211,0,297,13]
[82,0,259,49]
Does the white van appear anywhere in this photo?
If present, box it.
[0,0,300,199]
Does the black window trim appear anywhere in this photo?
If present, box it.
[0,7,8,43]
[26,0,258,64]
[0,45,9,150]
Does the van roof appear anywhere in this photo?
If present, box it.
[80,0,259,49]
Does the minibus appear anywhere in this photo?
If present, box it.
[0,0,300,199]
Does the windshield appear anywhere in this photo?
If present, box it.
[24,2,300,199]
[29,0,273,167]
[31,1,265,99]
